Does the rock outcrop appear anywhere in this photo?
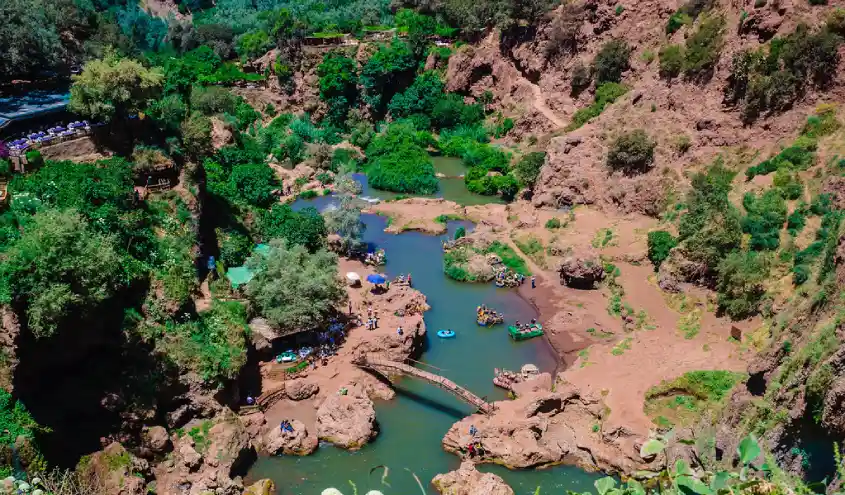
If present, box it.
[80,442,149,495]
[153,411,255,495]
[558,249,605,289]
[443,381,643,473]
[432,461,514,495]
[285,379,319,401]
[259,420,318,456]
[243,479,275,495]
[316,390,378,449]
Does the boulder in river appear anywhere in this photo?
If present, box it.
[316,390,378,449]
[432,460,514,495]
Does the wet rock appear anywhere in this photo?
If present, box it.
[143,426,172,454]
[316,391,378,449]
[558,249,605,289]
[432,460,514,495]
[260,420,318,456]
[285,380,319,401]
[243,479,275,495]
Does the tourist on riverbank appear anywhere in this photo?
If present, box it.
[531,276,536,288]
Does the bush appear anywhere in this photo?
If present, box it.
[570,61,592,95]
[682,15,725,79]
[545,217,562,229]
[606,129,656,174]
[647,231,678,270]
[567,82,628,130]
[190,86,237,115]
[367,147,438,195]
[592,39,632,84]
[716,250,769,319]
[229,163,277,207]
[258,205,327,253]
[514,152,546,189]
[24,150,43,168]
[454,226,466,240]
[828,8,845,36]
[741,189,787,251]
[659,45,684,79]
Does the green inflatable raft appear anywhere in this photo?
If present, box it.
[508,324,544,341]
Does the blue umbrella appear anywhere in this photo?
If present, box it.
[366,274,387,284]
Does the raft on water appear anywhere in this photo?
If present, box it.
[437,329,456,338]
[507,324,543,341]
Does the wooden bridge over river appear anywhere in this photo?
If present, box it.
[354,354,495,414]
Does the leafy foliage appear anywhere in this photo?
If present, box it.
[606,129,656,174]
[716,251,769,319]
[69,56,164,121]
[361,40,417,116]
[647,231,678,270]
[245,240,345,334]
[365,123,438,194]
[567,82,628,130]
[258,205,327,253]
[514,152,546,189]
[682,15,725,79]
[659,45,684,79]
[741,189,787,251]
[592,39,631,84]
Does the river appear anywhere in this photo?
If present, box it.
[245,166,602,494]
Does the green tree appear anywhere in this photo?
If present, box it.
[0,209,128,338]
[258,205,327,252]
[647,231,678,270]
[69,56,164,122]
[678,160,742,276]
[0,0,64,81]
[716,251,769,319]
[606,129,656,174]
[146,94,188,133]
[229,163,277,207]
[236,29,272,61]
[682,15,725,79]
[741,189,787,251]
[323,195,366,255]
[514,152,546,189]
[388,71,446,122]
[245,240,345,334]
[182,112,213,159]
[592,39,631,84]
[361,40,417,116]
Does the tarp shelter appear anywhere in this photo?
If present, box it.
[225,244,271,288]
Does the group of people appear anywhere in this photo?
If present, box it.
[476,304,504,325]
[394,273,412,286]
[494,269,526,288]
[513,318,539,331]
[364,249,386,266]
[364,305,379,330]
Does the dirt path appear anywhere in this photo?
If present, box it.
[527,82,566,128]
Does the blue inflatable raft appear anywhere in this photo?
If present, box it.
[437,329,456,338]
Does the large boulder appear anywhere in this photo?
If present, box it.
[432,461,514,495]
[558,249,604,289]
[79,442,149,495]
[260,420,318,456]
[142,426,172,455]
[243,479,275,495]
[285,380,319,401]
[316,390,378,450]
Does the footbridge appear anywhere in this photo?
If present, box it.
[354,354,495,414]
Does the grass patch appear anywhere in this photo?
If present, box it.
[586,327,615,339]
[513,234,546,268]
[484,241,531,276]
[188,420,213,454]
[567,83,628,131]
[611,337,632,356]
[644,370,747,427]
[578,347,591,368]
[678,308,703,339]
[592,228,616,248]
[434,213,465,224]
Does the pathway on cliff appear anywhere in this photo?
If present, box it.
[528,81,566,128]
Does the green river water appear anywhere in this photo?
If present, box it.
[245,166,601,494]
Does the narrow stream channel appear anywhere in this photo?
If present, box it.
[245,173,602,494]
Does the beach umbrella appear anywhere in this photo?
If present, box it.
[366,273,386,284]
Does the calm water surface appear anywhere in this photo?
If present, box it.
[247,188,600,495]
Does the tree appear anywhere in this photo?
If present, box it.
[647,231,678,270]
[146,94,188,133]
[716,251,769,320]
[236,29,272,61]
[0,209,127,338]
[514,152,546,189]
[361,40,417,116]
[69,56,164,122]
[607,129,656,174]
[258,205,327,252]
[229,163,277,207]
[323,195,366,255]
[0,0,63,82]
[181,112,213,159]
[741,189,787,251]
[245,240,345,334]
[592,39,631,84]
[388,71,446,122]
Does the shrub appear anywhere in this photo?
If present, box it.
[514,151,546,189]
[567,82,628,130]
[716,250,769,319]
[258,205,327,253]
[675,135,692,154]
[454,226,466,240]
[606,129,656,174]
[24,150,43,168]
[367,147,438,195]
[229,163,277,207]
[828,8,845,36]
[647,231,678,270]
[592,39,632,84]
[571,61,592,95]
[659,45,684,79]
[742,189,787,251]
[545,217,562,229]
[190,86,237,115]
[772,169,803,200]
[682,15,725,79]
